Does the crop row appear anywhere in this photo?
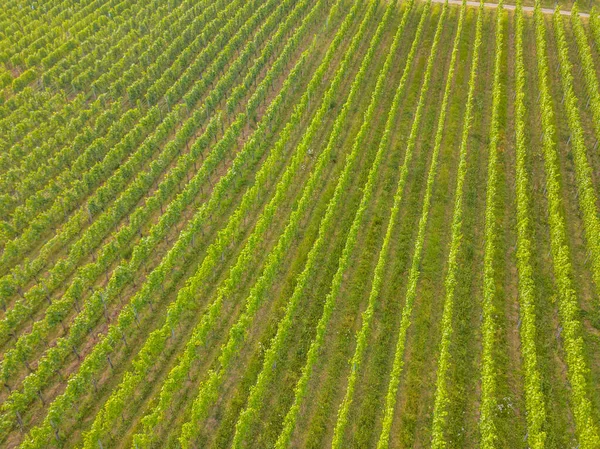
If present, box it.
[533,3,599,447]
[429,2,483,448]
[512,1,547,447]
[479,2,505,447]
[0,0,301,443]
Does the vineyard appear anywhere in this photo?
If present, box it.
[2,0,600,447]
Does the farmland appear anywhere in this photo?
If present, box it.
[2,0,600,447]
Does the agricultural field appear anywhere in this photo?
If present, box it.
[1,0,600,447]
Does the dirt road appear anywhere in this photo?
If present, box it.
[428,0,591,17]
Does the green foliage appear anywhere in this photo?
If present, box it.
[12,68,37,92]
[428,1,484,448]
[513,2,548,447]
[177,0,383,446]
[533,3,600,447]
[479,2,505,447]
[226,2,412,447]
[2,1,600,447]
[554,7,600,299]
[82,0,323,445]
[376,2,461,448]
[4,0,301,443]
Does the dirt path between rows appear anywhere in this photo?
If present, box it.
[428,0,590,18]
